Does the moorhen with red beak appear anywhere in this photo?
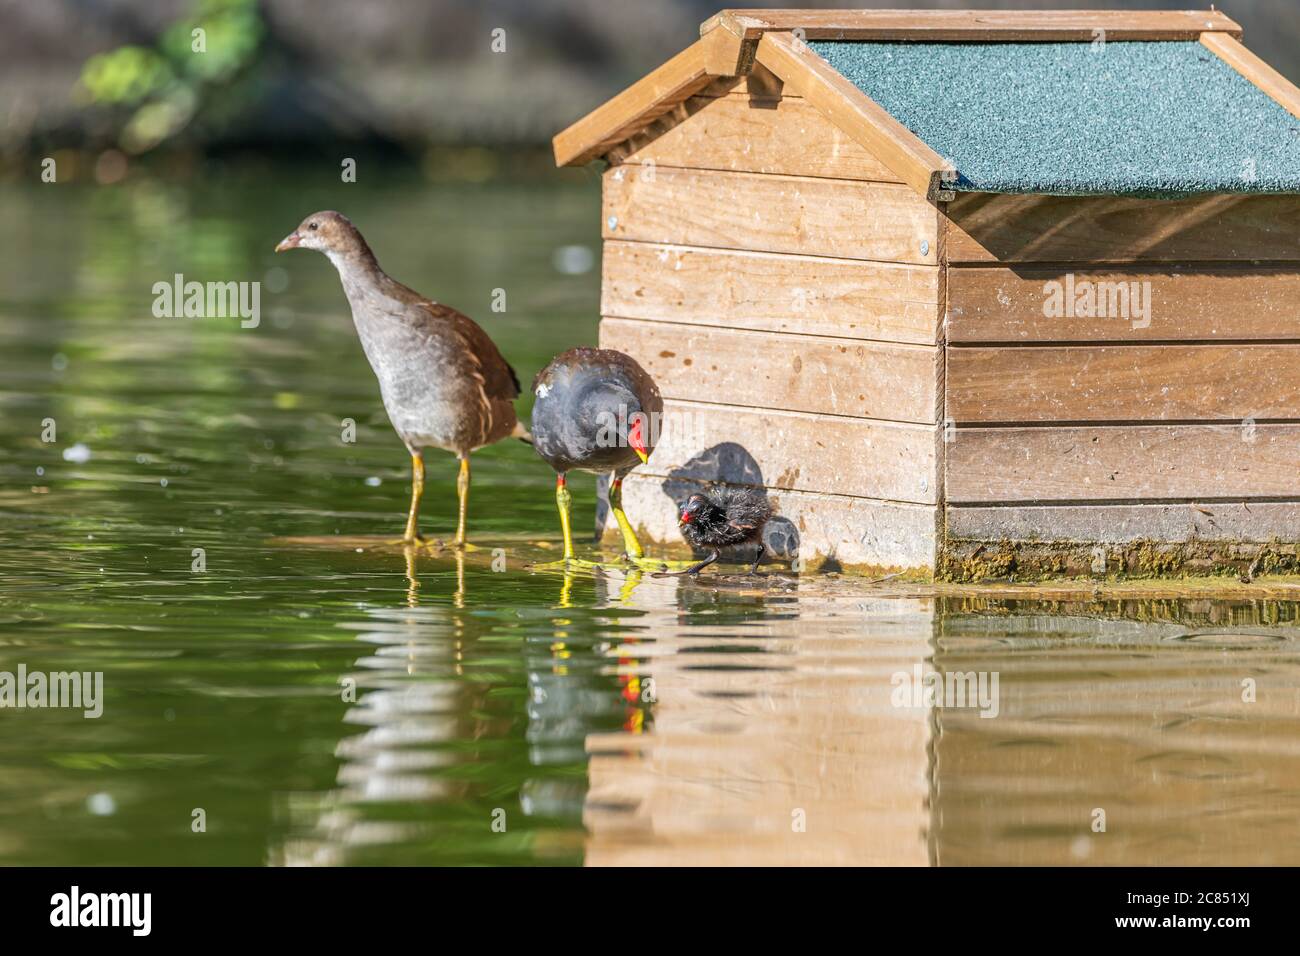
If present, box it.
[275,211,526,548]
[677,486,772,575]
[530,348,660,567]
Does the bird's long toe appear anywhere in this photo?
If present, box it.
[531,557,609,572]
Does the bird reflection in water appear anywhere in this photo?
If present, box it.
[274,547,655,864]
[533,569,654,773]
[553,565,646,610]
[402,543,464,610]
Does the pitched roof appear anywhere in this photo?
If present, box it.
[554,9,1300,200]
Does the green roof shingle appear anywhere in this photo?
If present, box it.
[809,40,1300,197]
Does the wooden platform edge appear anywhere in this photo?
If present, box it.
[1201,33,1300,122]
[939,534,1300,583]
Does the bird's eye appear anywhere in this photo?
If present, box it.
[309,222,318,231]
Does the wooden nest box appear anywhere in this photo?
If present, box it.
[553,8,1300,580]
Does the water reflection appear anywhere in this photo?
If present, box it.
[932,600,1300,866]
[262,545,1300,867]
[582,589,1300,866]
[276,559,476,865]
[272,547,649,866]
[582,581,935,865]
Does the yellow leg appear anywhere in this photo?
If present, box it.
[453,454,472,549]
[609,475,643,559]
[403,452,424,542]
[532,472,602,571]
[558,473,574,560]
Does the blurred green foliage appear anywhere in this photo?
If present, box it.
[79,0,263,153]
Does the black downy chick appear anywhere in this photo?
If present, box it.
[677,486,772,575]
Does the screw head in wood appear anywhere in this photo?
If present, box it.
[920,240,930,256]
[607,216,618,231]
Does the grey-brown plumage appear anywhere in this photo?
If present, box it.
[678,486,772,575]
[276,210,523,545]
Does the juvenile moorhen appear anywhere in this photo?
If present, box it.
[530,348,660,567]
[677,486,772,575]
[275,211,526,548]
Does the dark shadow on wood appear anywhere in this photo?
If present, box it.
[946,192,1300,264]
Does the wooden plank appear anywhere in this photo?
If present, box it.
[934,240,949,516]
[613,470,936,569]
[755,31,950,201]
[947,345,1300,423]
[946,500,1300,544]
[1202,33,1300,122]
[553,28,744,167]
[603,165,938,265]
[634,398,935,504]
[601,240,938,345]
[600,316,935,423]
[708,8,1242,41]
[944,192,1300,264]
[946,266,1300,343]
[607,90,903,182]
[946,424,1300,502]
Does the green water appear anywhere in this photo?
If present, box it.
[2,163,1300,866]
